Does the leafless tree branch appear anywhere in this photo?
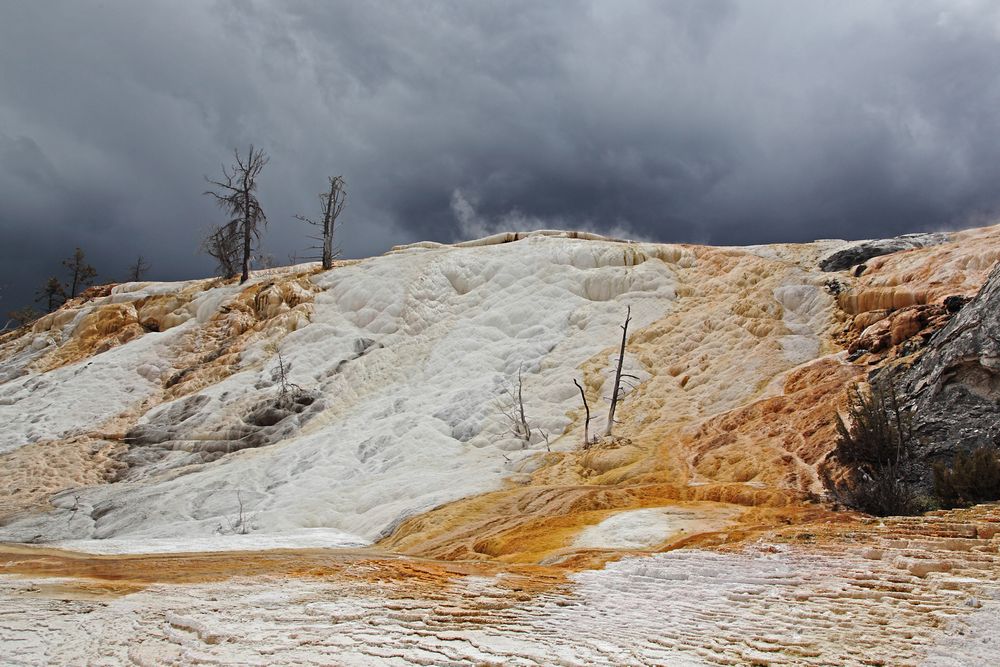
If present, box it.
[574,377,593,448]
[604,305,632,437]
[297,175,346,270]
[203,146,269,283]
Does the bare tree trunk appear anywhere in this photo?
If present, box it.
[516,365,530,442]
[321,178,336,269]
[298,176,346,270]
[495,365,533,445]
[62,247,97,298]
[128,255,149,282]
[574,378,592,447]
[204,146,268,284]
[241,156,253,283]
[604,305,632,437]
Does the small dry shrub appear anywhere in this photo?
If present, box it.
[933,447,1000,509]
[825,372,923,516]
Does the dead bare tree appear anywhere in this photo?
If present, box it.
[604,305,637,437]
[573,377,593,448]
[275,349,302,402]
[296,175,346,270]
[496,365,533,445]
[204,146,269,283]
[62,247,97,298]
[67,494,82,526]
[127,255,150,282]
[202,221,242,278]
[217,490,256,535]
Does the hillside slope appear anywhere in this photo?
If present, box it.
[1,227,999,560]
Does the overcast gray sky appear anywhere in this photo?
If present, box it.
[3,1,1000,312]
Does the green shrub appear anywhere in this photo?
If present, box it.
[933,447,1000,509]
[832,471,919,517]
[825,373,923,516]
[833,378,912,469]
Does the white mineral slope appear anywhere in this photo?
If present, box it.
[0,280,243,453]
[0,231,842,549]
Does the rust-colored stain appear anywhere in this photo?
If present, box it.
[0,543,569,602]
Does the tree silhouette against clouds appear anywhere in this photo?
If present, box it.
[62,248,97,298]
[126,255,150,282]
[204,146,269,283]
[296,175,346,270]
[35,276,66,312]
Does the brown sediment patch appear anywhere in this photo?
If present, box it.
[17,279,215,374]
[2,264,333,379]
[838,302,953,361]
[0,543,569,602]
[827,226,1000,368]
[34,302,146,372]
[0,437,127,523]
[597,246,841,435]
[159,273,320,400]
[0,268,329,521]
[679,356,864,496]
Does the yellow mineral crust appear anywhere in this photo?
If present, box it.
[159,275,320,400]
[0,266,329,378]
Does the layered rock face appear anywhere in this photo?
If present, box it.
[896,260,1000,468]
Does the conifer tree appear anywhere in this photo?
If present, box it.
[35,276,67,311]
[5,306,40,329]
[62,247,98,298]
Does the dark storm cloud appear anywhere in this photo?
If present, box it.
[3,0,1000,311]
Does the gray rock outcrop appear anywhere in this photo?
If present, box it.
[820,232,951,272]
[892,261,1000,476]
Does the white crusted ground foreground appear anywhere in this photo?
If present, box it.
[3,533,998,667]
